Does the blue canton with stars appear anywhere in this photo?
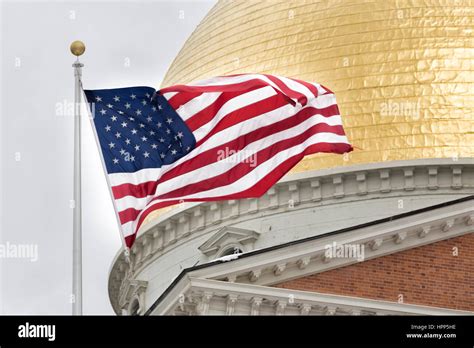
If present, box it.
[84,87,196,174]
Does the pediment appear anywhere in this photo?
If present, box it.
[119,279,148,309]
[198,226,260,257]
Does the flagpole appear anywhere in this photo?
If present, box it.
[70,40,85,315]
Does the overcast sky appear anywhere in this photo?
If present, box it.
[0,0,216,314]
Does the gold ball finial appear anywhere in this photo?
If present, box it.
[70,40,86,56]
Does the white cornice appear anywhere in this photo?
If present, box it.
[187,200,473,286]
[156,278,474,316]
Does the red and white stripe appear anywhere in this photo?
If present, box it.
[110,74,352,247]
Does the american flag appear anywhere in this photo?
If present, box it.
[84,74,352,247]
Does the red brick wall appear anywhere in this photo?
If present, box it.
[274,233,474,311]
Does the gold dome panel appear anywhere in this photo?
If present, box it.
[162,0,474,172]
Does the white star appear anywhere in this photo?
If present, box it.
[104,125,111,132]
[100,109,107,115]
[186,146,191,152]
[151,143,158,149]
[141,136,148,142]
[152,106,157,112]
[145,93,150,98]
[131,129,138,135]
[118,110,124,115]
[166,129,171,134]
[125,138,131,145]
[115,132,121,138]
[121,122,128,128]
[146,116,152,122]
[130,94,136,99]
[149,130,155,136]
[177,132,183,138]
[113,96,120,102]
[113,158,119,164]
[130,155,135,162]
[134,145,140,151]
[136,109,142,116]
[107,104,113,108]
[159,137,165,143]
[139,123,145,128]
[166,118,173,124]
[157,122,162,128]
[111,116,117,121]
[171,149,177,155]
[143,151,150,158]
[95,96,102,102]
[128,117,135,122]
[125,103,131,109]
[160,153,165,158]
[108,142,115,149]
[120,149,126,155]
[141,100,147,106]
[158,104,163,110]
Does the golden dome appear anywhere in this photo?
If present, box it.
[162,0,474,172]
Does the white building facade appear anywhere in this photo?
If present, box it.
[108,159,474,315]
